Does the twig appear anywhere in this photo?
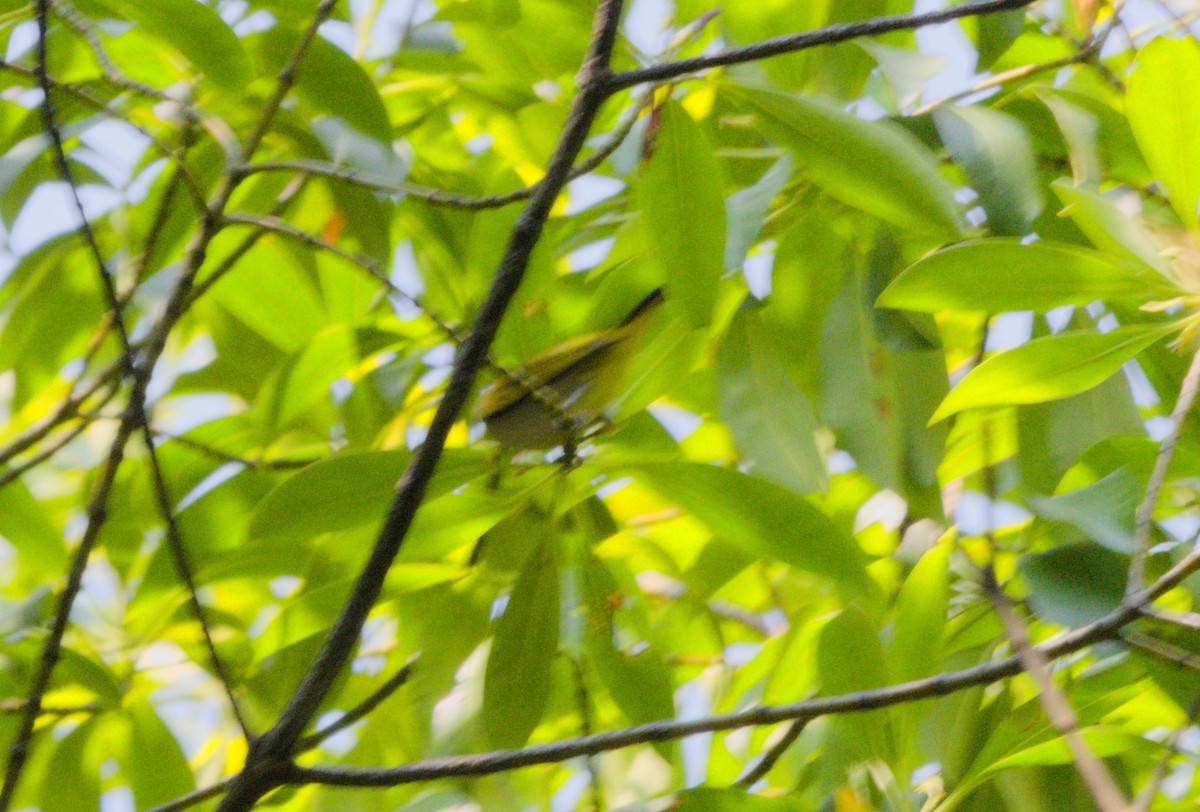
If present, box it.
[151,659,419,812]
[605,0,1037,91]
[225,542,1200,789]
[0,372,119,469]
[153,430,318,471]
[0,401,141,810]
[0,410,95,490]
[0,60,206,208]
[295,658,417,751]
[985,569,1130,812]
[234,95,646,211]
[1122,628,1200,672]
[734,719,808,788]
[49,0,177,104]
[1126,631,1200,812]
[1139,607,1200,633]
[186,173,311,304]
[0,700,101,717]
[28,0,250,759]
[1127,345,1200,597]
[149,542,1200,804]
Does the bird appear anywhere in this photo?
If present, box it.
[475,288,666,450]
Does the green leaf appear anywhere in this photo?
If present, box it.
[42,718,101,812]
[247,449,489,540]
[125,699,195,807]
[725,155,792,270]
[1019,542,1126,627]
[985,727,1151,773]
[975,10,1026,70]
[878,239,1171,313]
[639,101,725,327]
[208,239,327,352]
[890,544,949,683]
[1041,93,1103,187]
[0,478,65,579]
[725,82,962,238]
[718,301,826,494]
[251,27,392,143]
[581,556,675,731]
[98,0,251,89]
[934,106,1042,236]
[930,324,1174,422]
[627,462,871,593]
[484,540,559,749]
[1026,467,1138,553]
[818,608,894,763]
[1051,180,1172,275]
[1127,37,1200,230]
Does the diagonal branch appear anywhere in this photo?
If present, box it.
[985,569,1131,812]
[212,4,629,810]
[233,94,646,211]
[1127,345,1200,596]
[605,0,1037,91]
[215,541,1200,790]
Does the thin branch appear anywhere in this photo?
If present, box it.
[0,373,119,469]
[1126,632,1200,812]
[49,0,178,104]
[151,542,1200,806]
[1127,345,1200,596]
[296,658,417,751]
[0,402,141,810]
[153,430,318,471]
[1122,628,1200,672]
[149,781,233,812]
[1139,607,1200,633]
[27,0,251,755]
[218,211,606,438]
[0,411,95,490]
[0,700,101,717]
[140,430,254,737]
[150,659,419,812]
[234,542,1200,788]
[187,173,311,304]
[734,720,808,789]
[910,12,1121,117]
[986,570,1131,812]
[605,0,1037,91]
[234,95,646,211]
[0,59,206,209]
[212,4,629,810]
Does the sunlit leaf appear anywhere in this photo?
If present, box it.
[931,324,1175,422]
[627,462,872,593]
[879,239,1173,313]
[483,540,559,749]
[1127,37,1200,230]
[639,101,725,327]
[725,82,962,238]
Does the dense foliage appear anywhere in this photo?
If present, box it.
[4,0,1200,809]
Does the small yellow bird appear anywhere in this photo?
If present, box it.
[476,288,666,450]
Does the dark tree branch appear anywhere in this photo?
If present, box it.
[213,3,628,809]
[605,0,1038,91]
